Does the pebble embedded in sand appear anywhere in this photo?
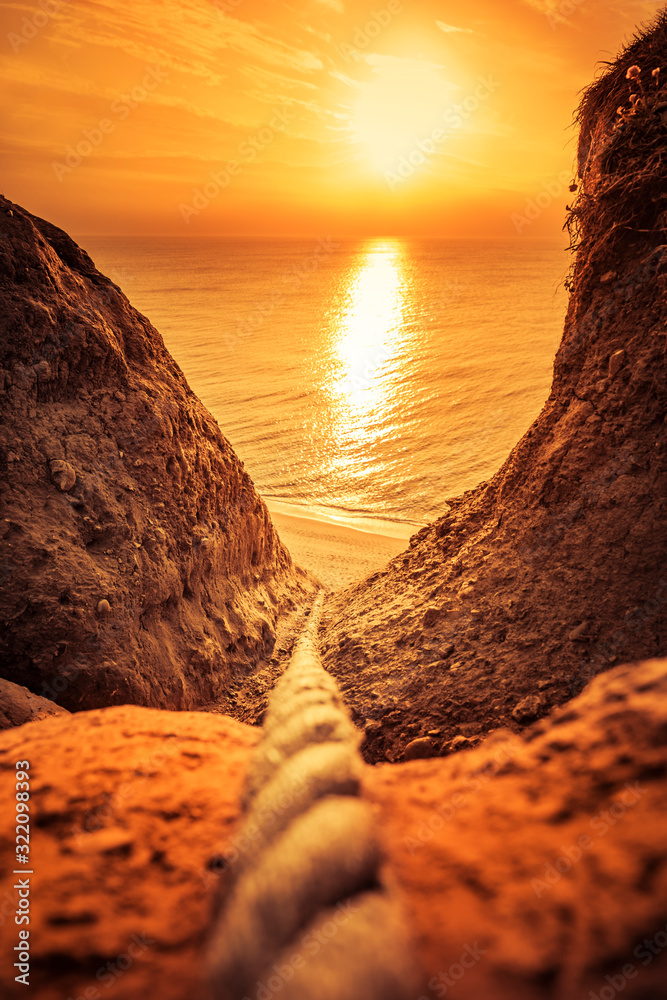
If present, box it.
[447,734,475,753]
[97,599,111,615]
[512,694,543,724]
[568,621,591,642]
[609,349,626,378]
[403,737,438,761]
[422,607,439,628]
[33,360,51,382]
[49,459,77,492]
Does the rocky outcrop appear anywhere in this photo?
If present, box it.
[365,658,667,1000]
[0,678,68,730]
[1,658,665,1000]
[0,196,316,714]
[320,19,667,763]
[0,705,258,1000]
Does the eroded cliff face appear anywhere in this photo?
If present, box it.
[0,195,316,712]
[320,22,667,763]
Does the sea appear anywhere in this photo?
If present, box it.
[82,237,569,538]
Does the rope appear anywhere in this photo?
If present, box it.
[207,592,420,1000]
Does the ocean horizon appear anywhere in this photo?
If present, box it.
[82,235,569,536]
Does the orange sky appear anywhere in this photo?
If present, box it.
[0,0,661,237]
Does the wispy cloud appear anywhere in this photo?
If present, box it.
[436,20,474,34]
[363,53,449,74]
[48,1,323,83]
[241,63,320,95]
[225,20,323,74]
[0,0,335,182]
[522,0,658,17]
[519,0,556,10]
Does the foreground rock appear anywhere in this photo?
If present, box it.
[0,658,665,999]
[0,706,259,1000]
[321,17,667,762]
[0,196,316,714]
[0,678,68,730]
[366,658,667,999]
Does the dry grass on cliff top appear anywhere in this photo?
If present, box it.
[568,9,667,273]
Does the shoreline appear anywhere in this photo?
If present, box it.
[268,505,410,591]
[265,498,416,541]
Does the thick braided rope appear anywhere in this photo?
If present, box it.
[207,592,420,1000]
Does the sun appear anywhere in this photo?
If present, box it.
[351,56,457,173]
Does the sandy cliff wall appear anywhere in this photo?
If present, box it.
[321,18,667,762]
[0,195,316,712]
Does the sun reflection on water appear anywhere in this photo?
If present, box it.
[331,240,408,443]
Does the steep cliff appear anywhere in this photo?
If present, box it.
[321,17,667,762]
[0,195,316,713]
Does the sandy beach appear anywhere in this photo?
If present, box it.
[269,507,410,591]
